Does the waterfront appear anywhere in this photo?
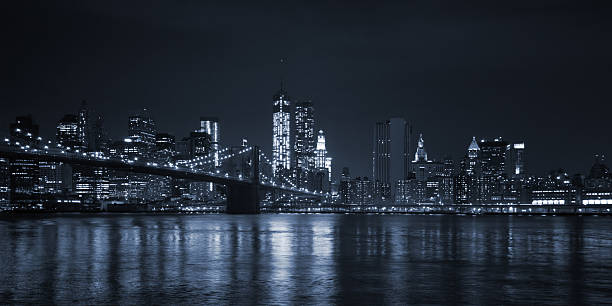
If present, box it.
[1,214,612,304]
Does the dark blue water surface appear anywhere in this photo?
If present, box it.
[1,214,612,305]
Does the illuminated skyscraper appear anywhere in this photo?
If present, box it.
[199,117,220,166]
[479,137,509,203]
[506,142,525,178]
[128,109,156,154]
[314,130,332,181]
[294,100,315,186]
[467,136,480,175]
[272,85,291,176]
[466,136,482,203]
[56,114,80,148]
[78,100,89,151]
[294,101,315,169]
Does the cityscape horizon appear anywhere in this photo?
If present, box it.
[0,85,610,213]
[2,1,612,305]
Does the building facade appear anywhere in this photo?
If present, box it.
[372,118,411,201]
[272,86,292,176]
[294,100,315,186]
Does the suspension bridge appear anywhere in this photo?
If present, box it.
[0,136,328,214]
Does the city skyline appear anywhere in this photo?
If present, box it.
[1,1,611,178]
[2,2,612,304]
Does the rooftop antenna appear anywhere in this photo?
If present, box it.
[280,57,286,92]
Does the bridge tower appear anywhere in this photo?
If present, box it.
[226,146,260,214]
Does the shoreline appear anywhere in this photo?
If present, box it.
[2,209,612,218]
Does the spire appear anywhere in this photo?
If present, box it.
[468,136,480,151]
[468,136,480,159]
[280,58,286,93]
[413,133,428,162]
[316,130,326,150]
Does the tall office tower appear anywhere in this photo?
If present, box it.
[454,158,469,204]
[372,118,410,201]
[504,142,527,204]
[466,137,481,204]
[56,114,80,148]
[479,137,509,203]
[294,100,315,186]
[128,109,157,152]
[199,117,220,166]
[372,121,390,197]
[506,142,526,178]
[272,85,291,176]
[467,137,480,175]
[294,101,315,169]
[314,130,332,181]
[78,100,89,151]
[439,157,455,204]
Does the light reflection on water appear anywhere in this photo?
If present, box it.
[1,214,612,304]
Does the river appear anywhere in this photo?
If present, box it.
[1,214,611,304]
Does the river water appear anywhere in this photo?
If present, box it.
[1,214,611,305]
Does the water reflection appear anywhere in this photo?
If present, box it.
[0,214,611,304]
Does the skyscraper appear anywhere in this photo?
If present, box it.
[372,118,411,200]
[479,137,509,203]
[314,130,332,182]
[128,109,156,154]
[56,114,80,148]
[453,137,482,204]
[439,157,455,204]
[454,158,470,204]
[506,142,526,178]
[78,101,89,151]
[199,117,220,166]
[272,85,291,176]
[294,100,315,185]
[294,101,315,168]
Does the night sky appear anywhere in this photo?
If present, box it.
[1,0,611,178]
